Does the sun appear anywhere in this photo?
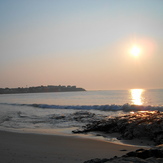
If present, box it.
[130,45,141,57]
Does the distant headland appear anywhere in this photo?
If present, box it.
[0,85,86,94]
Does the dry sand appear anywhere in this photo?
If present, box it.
[0,130,142,163]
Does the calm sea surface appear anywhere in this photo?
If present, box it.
[0,89,163,134]
[0,89,163,105]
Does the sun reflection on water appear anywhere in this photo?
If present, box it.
[130,89,144,105]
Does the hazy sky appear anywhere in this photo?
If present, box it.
[0,0,163,90]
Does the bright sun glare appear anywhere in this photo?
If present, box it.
[130,89,144,105]
[130,45,141,57]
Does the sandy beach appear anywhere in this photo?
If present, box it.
[0,130,143,163]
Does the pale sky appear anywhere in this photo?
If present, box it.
[0,0,163,90]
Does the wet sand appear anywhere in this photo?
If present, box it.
[0,130,143,163]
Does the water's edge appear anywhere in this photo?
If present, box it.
[0,126,153,148]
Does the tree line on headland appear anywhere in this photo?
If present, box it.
[0,85,86,94]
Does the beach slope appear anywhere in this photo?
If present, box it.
[0,131,141,163]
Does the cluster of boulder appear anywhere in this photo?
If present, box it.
[72,111,163,145]
[50,111,103,122]
[83,145,163,163]
[49,111,105,127]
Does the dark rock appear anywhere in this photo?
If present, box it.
[105,157,157,163]
[124,146,163,159]
[83,158,109,163]
[55,115,66,119]
[83,145,163,163]
[120,149,127,151]
[73,111,163,145]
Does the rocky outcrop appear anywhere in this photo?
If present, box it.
[50,111,104,123]
[73,111,163,145]
[84,145,163,163]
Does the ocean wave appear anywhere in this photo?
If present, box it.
[1,103,163,112]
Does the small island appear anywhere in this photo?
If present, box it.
[0,85,86,94]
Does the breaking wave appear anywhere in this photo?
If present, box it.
[1,103,163,112]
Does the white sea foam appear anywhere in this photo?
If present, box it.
[1,102,163,112]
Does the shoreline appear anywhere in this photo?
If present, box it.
[0,127,154,148]
[0,130,143,163]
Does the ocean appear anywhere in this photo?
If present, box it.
[0,89,163,135]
